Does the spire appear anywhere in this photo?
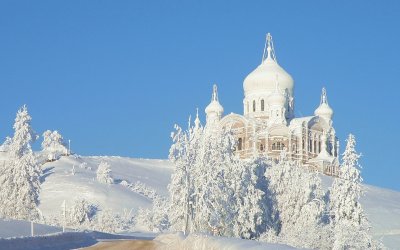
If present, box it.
[211,84,219,102]
[320,87,329,105]
[262,33,277,63]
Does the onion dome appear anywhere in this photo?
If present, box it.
[205,84,224,115]
[314,88,333,121]
[243,33,294,97]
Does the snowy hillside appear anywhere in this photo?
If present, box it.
[39,155,173,218]
[5,154,400,249]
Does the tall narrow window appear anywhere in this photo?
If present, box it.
[260,144,264,151]
[277,142,281,150]
[272,143,276,150]
[314,141,317,153]
[253,100,256,112]
[319,141,321,153]
[238,138,243,151]
[261,99,265,111]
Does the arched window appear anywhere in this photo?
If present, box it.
[309,139,312,152]
[238,138,243,151]
[253,100,256,112]
[261,99,265,111]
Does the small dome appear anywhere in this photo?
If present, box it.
[315,103,333,118]
[205,84,224,115]
[314,88,333,120]
[205,101,224,114]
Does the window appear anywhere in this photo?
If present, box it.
[314,141,317,153]
[238,138,243,151]
[302,140,305,150]
[253,100,256,112]
[261,99,265,111]
[272,143,276,150]
[319,141,321,153]
[277,142,281,150]
[309,139,312,152]
[260,144,264,151]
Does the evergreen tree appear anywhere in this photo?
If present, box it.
[330,134,380,249]
[0,105,41,220]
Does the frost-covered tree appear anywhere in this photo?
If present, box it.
[96,161,114,184]
[42,130,68,160]
[233,157,266,239]
[94,209,121,233]
[68,198,98,227]
[265,156,327,249]
[0,105,41,220]
[136,196,170,232]
[329,134,380,249]
[168,117,203,234]
[0,136,12,152]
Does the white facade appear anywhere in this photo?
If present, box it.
[204,33,339,175]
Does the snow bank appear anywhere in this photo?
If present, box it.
[154,233,298,250]
[0,232,96,250]
[0,219,61,238]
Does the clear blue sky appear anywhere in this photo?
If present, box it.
[1,1,399,191]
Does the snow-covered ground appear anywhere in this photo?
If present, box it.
[39,155,173,218]
[155,232,298,250]
[1,155,399,249]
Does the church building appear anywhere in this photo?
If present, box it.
[203,33,339,176]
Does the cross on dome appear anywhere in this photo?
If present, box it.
[262,33,277,63]
[212,84,219,102]
[321,87,328,105]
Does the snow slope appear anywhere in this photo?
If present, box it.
[2,154,399,249]
[39,155,173,218]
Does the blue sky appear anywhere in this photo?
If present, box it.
[0,1,399,191]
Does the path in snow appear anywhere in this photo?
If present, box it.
[81,239,157,250]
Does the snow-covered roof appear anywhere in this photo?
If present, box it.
[243,34,294,98]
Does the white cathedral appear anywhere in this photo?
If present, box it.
[203,33,339,176]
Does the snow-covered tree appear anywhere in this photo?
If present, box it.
[329,134,380,249]
[68,198,98,227]
[94,209,121,233]
[168,117,203,234]
[136,196,170,232]
[96,161,114,184]
[0,136,12,152]
[265,156,327,249]
[42,130,68,161]
[232,158,266,239]
[0,105,41,221]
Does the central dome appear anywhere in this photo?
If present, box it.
[243,36,294,97]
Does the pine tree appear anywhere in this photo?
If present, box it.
[96,161,114,184]
[330,134,380,249]
[0,105,41,220]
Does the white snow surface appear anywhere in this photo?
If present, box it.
[1,155,399,249]
[39,155,173,217]
[155,232,299,250]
